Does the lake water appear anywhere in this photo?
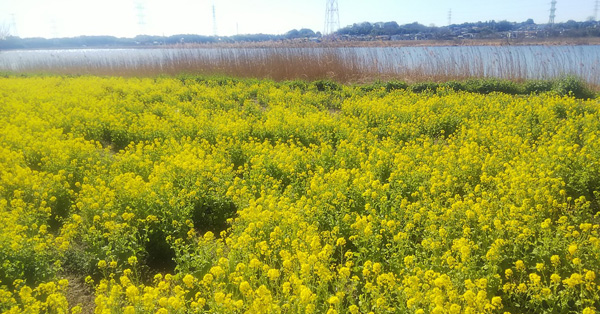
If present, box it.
[1,45,598,84]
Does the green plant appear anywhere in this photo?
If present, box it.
[553,75,595,99]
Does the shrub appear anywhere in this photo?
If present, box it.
[553,75,595,99]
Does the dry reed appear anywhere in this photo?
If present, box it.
[0,45,598,87]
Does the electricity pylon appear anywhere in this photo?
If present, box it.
[324,0,340,35]
[548,0,557,25]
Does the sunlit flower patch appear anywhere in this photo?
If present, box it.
[0,75,599,313]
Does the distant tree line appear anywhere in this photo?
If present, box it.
[337,19,600,38]
[0,28,322,50]
[0,19,598,50]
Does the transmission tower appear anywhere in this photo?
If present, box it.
[212,4,217,36]
[135,1,146,34]
[324,0,340,35]
[594,0,599,21]
[10,14,17,37]
[448,9,452,26]
[50,19,58,38]
[548,0,557,25]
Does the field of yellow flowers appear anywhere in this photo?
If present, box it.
[0,75,599,314]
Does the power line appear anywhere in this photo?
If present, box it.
[324,0,340,35]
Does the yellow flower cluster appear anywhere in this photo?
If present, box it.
[0,279,75,313]
[0,75,599,313]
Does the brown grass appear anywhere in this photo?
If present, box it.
[2,44,599,87]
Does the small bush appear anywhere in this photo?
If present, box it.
[553,75,595,99]
[440,81,467,92]
[385,80,408,92]
[523,80,554,94]
[284,80,309,91]
[464,79,521,95]
[313,79,341,92]
[410,82,439,93]
[359,80,386,93]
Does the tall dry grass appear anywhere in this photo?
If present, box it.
[1,45,599,86]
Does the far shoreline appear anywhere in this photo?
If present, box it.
[143,37,600,49]
[2,37,599,51]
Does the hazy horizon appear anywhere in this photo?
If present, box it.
[0,0,595,39]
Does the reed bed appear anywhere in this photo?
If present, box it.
[1,45,599,86]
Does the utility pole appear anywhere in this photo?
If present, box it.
[548,0,557,25]
[324,0,340,35]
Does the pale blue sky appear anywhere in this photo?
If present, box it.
[0,0,594,38]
